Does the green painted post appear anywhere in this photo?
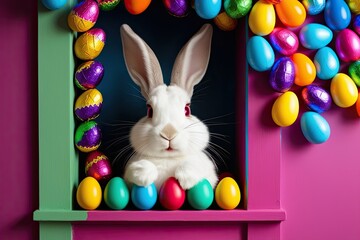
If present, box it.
[37,0,86,238]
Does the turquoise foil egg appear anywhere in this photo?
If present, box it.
[299,23,333,50]
[302,0,325,15]
[314,47,339,80]
[246,36,275,72]
[301,111,330,144]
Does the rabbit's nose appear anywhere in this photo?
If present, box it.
[160,124,178,141]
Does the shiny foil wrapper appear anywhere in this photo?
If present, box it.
[302,85,332,113]
[75,121,102,152]
[75,61,104,90]
[163,0,189,17]
[269,57,295,92]
[85,151,112,181]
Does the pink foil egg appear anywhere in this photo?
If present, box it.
[85,151,112,182]
[269,28,299,56]
[68,0,99,32]
[335,29,360,62]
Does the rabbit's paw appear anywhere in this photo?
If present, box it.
[126,160,158,187]
[175,165,201,190]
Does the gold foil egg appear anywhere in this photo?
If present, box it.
[74,28,106,60]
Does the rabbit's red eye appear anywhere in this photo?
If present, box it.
[185,104,191,117]
[147,104,153,118]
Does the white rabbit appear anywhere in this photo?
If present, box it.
[120,24,218,190]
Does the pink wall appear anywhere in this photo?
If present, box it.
[0,1,38,239]
[2,1,360,240]
[281,107,360,240]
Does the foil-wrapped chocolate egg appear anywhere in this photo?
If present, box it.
[302,85,332,113]
[213,11,238,31]
[302,0,325,15]
[75,61,104,90]
[68,0,99,32]
[269,27,299,56]
[163,0,189,17]
[74,28,106,61]
[348,60,360,87]
[348,0,360,14]
[97,0,120,11]
[224,0,252,19]
[85,151,112,182]
[75,121,102,153]
[269,57,295,92]
[354,14,360,36]
[75,89,103,121]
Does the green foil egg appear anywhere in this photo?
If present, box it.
[224,0,252,19]
[348,60,360,87]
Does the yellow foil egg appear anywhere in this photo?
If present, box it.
[213,11,238,31]
[74,89,103,121]
[74,28,106,60]
[347,0,360,14]
[272,91,299,127]
[76,176,102,210]
[248,0,276,36]
[215,177,241,210]
[330,73,358,108]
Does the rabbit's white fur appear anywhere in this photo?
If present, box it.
[120,24,218,190]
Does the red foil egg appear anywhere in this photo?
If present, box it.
[85,151,112,182]
[159,177,186,210]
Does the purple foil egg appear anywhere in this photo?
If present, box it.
[75,61,104,90]
[163,0,189,17]
[354,15,360,36]
[302,84,332,113]
[75,89,103,121]
[75,121,102,153]
[269,57,295,92]
[269,28,299,56]
[335,29,360,62]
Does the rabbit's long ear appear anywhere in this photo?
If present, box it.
[120,24,163,100]
[170,24,213,98]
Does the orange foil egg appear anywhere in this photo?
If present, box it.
[124,0,152,15]
[275,0,306,28]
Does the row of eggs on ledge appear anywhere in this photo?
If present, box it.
[76,151,241,211]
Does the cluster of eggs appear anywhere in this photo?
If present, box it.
[246,0,360,144]
[42,0,257,31]
[77,174,241,210]
[68,0,115,209]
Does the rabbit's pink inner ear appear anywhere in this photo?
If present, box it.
[120,24,164,99]
[170,24,213,98]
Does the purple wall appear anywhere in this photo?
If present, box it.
[0,1,38,239]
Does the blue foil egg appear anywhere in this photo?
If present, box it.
[302,0,325,15]
[42,0,67,10]
[302,85,332,113]
[299,23,333,50]
[314,47,339,80]
[246,36,275,72]
[301,111,331,144]
[269,57,295,92]
[131,183,157,210]
[194,0,221,19]
[354,15,360,36]
[324,0,351,31]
